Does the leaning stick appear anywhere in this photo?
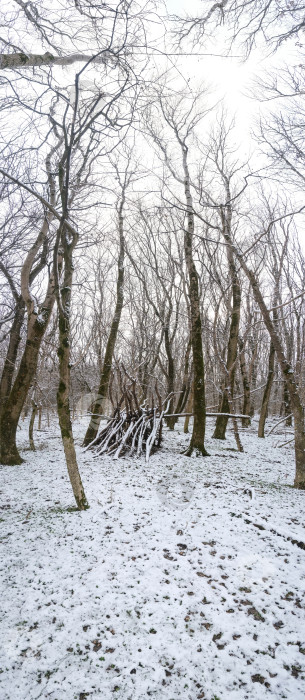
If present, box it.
[266,414,293,437]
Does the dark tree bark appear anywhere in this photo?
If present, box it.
[0,150,55,464]
[182,144,208,456]
[172,336,192,425]
[0,295,25,411]
[239,338,251,427]
[29,400,38,451]
[184,382,193,434]
[213,245,241,439]
[224,233,305,489]
[249,333,259,417]
[0,285,55,464]
[164,326,175,429]
[258,341,275,438]
[282,381,292,426]
[0,249,49,414]
[56,223,89,510]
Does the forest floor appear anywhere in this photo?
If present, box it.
[0,416,305,700]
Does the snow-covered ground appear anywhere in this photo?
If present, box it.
[1,417,304,700]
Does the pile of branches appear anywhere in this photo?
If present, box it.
[87,364,171,461]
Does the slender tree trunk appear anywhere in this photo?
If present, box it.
[227,388,243,452]
[258,341,275,438]
[0,164,55,465]
[249,334,259,417]
[0,305,54,465]
[282,381,292,426]
[140,360,149,400]
[56,227,89,509]
[225,234,305,489]
[29,400,38,451]
[173,337,192,426]
[38,405,42,430]
[182,145,208,456]
[0,296,25,411]
[164,327,175,430]
[239,339,251,427]
[184,383,193,434]
[83,200,125,447]
[213,248,241,439]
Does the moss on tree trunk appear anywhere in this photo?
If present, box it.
[0,317,52,465]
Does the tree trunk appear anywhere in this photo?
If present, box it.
[83,201,125,447]
[0,51,109,71]
[182,145,208,456]
[239,339,251,427]
[0,296,25,412]
[0,180,55,465]
[38,405,42,430]
[140,360,149,400]
[0,308,54,465]
[29,400,38,451]
[213,247,241,440]
[225,234,305,489]
[56,227,89,510]
[249,333,259,417]
[282,381,292,426]
[258,341,275,438]
[172,337,192,426]
[164,327,175,430]
[184,383,193,434]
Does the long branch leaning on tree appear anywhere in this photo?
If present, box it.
[0,52,111,70]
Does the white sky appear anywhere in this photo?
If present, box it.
[158,0,297,154]
[1,0,303,247]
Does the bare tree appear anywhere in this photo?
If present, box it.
[0,0,152,70]
[146,90,211,455]
[174,0,305,53]
[83,150,137,446]
[0,148,58,465]
[221,216,305,489]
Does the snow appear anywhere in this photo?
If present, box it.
[0,418,304,699]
